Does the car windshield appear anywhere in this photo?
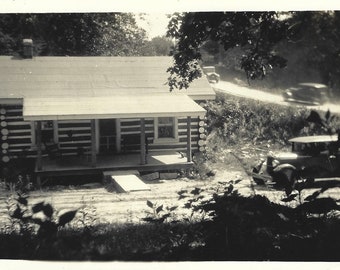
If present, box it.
[292,142,329,155]
[203,67,215,73]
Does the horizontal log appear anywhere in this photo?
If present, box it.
[4,115,23,120]
[6,143,31,148]
[6,135,31,140]
[58,123,91,128]
[120,120,153,126]
[121,131,153,135]
[6,121,30,126]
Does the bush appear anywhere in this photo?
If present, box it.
[204,92,310,146]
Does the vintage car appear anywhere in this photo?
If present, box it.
[282,83,329,105]
[202,66,220,83]
[252,135,340,186]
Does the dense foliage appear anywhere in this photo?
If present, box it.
[204,92,310,146]
[1,182,340,261]
[0,13,173,57]
[167,11,340,94]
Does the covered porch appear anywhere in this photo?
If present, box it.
[23,93,206,180]
[34,150,193,178]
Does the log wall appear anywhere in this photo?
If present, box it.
[0,104,206,163]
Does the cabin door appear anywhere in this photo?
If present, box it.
[99,119,116,154]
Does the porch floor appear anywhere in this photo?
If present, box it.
[35,151,193,177]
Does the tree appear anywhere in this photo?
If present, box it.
[0,13,148,56]
[148,36,174,56]
[140,36,174,56]
[166,12,289,91]
[166,11,340,94]
[293,11,340,92]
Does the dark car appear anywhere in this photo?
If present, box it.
[252,135,340,186]
[282,83,329,105]
[202,66,220,83]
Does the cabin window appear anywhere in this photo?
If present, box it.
[33,120,58,146]
[154,117,178,143]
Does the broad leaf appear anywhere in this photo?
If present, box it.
[32,202,45,213]
[58,210,77,227]
[178,194,188,200]
[281,193,298,202]
[168,206,178,211]
[156,205,163,214]
[42,203,54,218]
[304,190,321,202]
[177,190,187,195]
[226,184,234,194]
[191,187,202,195]
[17,196,28,206]
[161,213,171,220]
[142,217,156,223]
[146,200,154,208]
[11,205,22,219]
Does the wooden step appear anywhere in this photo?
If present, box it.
[106,171,150,193]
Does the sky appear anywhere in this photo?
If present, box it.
[135,13,169,39]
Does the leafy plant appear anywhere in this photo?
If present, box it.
[8,192,77,239]
[142,200,178,224]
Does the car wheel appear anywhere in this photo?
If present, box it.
[275,168,298,189]
[252,167,265,185]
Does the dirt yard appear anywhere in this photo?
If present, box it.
[0,153,254,226]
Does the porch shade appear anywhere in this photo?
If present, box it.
[23,93,206,121]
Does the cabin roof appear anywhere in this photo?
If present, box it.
[0,56,215,102]
[23,94,206,121]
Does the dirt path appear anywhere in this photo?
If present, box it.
[214,80,340,114]
[0,153,254,226]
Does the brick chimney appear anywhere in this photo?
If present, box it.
[22,39,33,58]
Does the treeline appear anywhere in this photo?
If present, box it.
[0,13,173,57]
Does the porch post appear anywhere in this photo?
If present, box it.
[140,118,146,165]
[186,116,192,162]
[36,121,42,170]
[115,119,121,153]
[91,119,97,167]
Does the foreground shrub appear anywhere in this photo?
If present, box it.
[1,182,340,261]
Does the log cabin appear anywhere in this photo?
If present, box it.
[0,43,215,185]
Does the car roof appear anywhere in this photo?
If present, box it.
[289,135,338,143]
[298,83,328,88]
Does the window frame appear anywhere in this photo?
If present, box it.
[153,117,178,144]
